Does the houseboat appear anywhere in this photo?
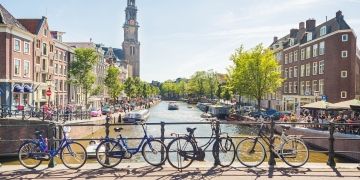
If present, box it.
[196,102,212,112]
[123,109,150,123]
[208,105,230,119]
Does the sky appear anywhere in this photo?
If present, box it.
[1,0,360,82]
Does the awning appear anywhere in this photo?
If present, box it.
[13,85,24,93]
[23,85,33,93]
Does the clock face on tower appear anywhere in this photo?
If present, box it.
[129,19,135,25]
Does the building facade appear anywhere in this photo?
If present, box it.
[270,11,360,112]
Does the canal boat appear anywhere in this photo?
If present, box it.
[168,102,179,110]
[200,112,212,118]
[196,102,212,112]
[123,109,150,123]
[208,105,230,119]
[86,140,104,158]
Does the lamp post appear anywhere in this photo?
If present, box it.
[46,79,52,106]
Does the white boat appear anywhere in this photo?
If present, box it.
[86,140,104,158]
[208,105,230,119]
[168,102,179,110]
[123,109,150,123]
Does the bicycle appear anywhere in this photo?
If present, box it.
[0,106,20,119]
[166,119,235,170]
[23,106,42,120]
[95,120,167,168]
[236,121,309,167]
[18,124,87,169]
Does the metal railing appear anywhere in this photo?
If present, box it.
[0,118,359,168]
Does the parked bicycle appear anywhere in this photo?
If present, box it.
[23,106,42,120]
[236,121,309,167]
[166,119,235,170]
[95,120,167,168]
[18,124,87,169]
[0,105,20,119]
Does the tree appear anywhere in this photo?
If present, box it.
[105,66,123,103]
[124,77,136,98]
[206,70,219,99]
[229,44,283,110]
[68,48,98,108]
[91,85,103,96]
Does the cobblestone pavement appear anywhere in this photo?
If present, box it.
[1,162,359,180]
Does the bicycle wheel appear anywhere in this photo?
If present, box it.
[18,142,43,169]
[212,137,236,167]
[280,138,309,167]
[60,142,87,169]
[236,138,266,167]
[142,139,167,166]
[167,137,196,170]
[96,140,123,168]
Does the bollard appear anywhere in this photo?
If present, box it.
[213,120,220,166]
[48,123,57,168]
[268,118,276,166]
[160,121,165,164]
[327,122,336,167]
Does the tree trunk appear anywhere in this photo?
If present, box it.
[85,88,88,110]
[257,98,261,112]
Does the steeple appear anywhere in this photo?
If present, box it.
[125,0,138,27]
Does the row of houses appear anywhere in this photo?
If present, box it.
[262,10,360,112]
[0,4,133,109]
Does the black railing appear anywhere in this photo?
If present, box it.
[0,119,359,168]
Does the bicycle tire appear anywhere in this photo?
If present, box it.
[18,141,43,169]
[280,138,309,167]
[236,138,266,167]
[60,142,87,169]
[212,137,236,167]
[141,139,167,166]
[96,140,123,168]
[166,137,196,170]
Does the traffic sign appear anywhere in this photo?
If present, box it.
[46,88,52,96]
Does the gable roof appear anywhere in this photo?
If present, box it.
[102,47,125,61]
[17,17,45,35]
[0,4,28,32]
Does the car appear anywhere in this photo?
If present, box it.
[90,107,102,117]
[249,111,269,119]
[270,111,292,120]
[101,105,114,115]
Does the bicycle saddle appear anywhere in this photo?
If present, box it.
[114,127,123,132]
[34,130,43,136]
[186,127,197,133]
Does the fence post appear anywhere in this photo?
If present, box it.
[214,120,220,166]
[42,107,45,121]
[160,121,165,164]
[105,115,111,165]
[80,109,83,120]
[327,122,336,167]
[268,118,276,166]
[48,122,57,168]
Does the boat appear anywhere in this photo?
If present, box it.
[168,102,179,110]
[196,102,212,112]
[208,105,230,119]
[86,140,103,158]
[200,112,212,118]
[123,109,150,123]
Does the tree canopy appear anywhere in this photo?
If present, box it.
[105,65,124,103]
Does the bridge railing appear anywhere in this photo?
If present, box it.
[0,118,359,168]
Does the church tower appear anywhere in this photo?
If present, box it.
[123,0,140,77]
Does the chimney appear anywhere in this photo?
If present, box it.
[273,36,278,42]
[336,10,343,20]
[299,22,305,29]
[290,29,299,38]
[306,19,316,31]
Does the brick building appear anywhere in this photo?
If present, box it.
[0,4,34,108]
[270,11,360,112]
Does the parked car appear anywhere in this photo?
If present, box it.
[249,110,269,119]
[90,107,102,117]
[102,105,113,115]
[270,111,292,120]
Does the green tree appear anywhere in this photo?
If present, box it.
[206,70,218,99]
[105,66,123,103]
[229,44,283,110]
[91,85,103,96]
[68,48,98,108]
[124,77,136,98]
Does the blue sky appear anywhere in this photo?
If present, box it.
[1,0,360,82]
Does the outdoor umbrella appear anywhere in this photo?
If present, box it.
[330,99,360,110]
[301,101,335,110]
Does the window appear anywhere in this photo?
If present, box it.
[55,50,58,60]
[24,60,30,77]
[341,91,347,98]
[307,32,312,42]
[285,54,288,64]
[284,82,288,93]
[301,49,305,60]
[300,65,305,77]
[313,62,318,75]
[305,81,311,95]
[341,70,348,78]
[313,44,318,57]
[44,28,47,36]
[342,34,348,42]
[36,56,40,64]
[306,46,311,59]
[284,68,288,78]
[319,41,325,55]
[289,38,294,46]
[312,80,317,93]
[50,44,54,52]
[319,79,324,95]
[294,50,298,61]
[289,67,293,78]
[60,80,63,91]
[55,64,58,74]
[319,60,324,74]
[55,80,58,91]
[42,59,46,70]
[289,82,292,93]
[294,81,298,93]
[320,26,327,36]
[42,43,47,55]
[289,52,293,63]
[341,51,348,58]
[24,42,30,54]
[294,66,298,77]
[60,51,63,60]
[306,63,310,76]
[300,81,304,95]
[59,65,62,75]
[14,59,21,76]
[14,38,21,52]
[50,60,53,67]
[36,40,40,48]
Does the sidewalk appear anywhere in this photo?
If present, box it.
[1,162,359,180]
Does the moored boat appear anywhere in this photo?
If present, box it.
[208,105,230,119]
[123,109,150,123]
[168,102,179,110]
[86,140,103,158]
